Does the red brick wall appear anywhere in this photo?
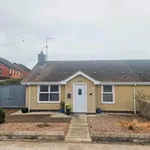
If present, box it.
[14,64,29,77]
[0,63,10,78]
[0,63,22,79]
[11,69,22,78]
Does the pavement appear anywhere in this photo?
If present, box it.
[11,110,70,118]
[0,141,149,150]
[65,114,91,142]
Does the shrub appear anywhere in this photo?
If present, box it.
[65,103,71,109]
[0,108,5,124]
[135,90,150,116]
[21,107,28,113]
[0,78,23,85]
[60,101,65,109]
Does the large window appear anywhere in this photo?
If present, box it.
[102,85,115,103]
[38,85,60,103]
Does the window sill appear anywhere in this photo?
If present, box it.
[37,101,60,104]
[101,101,115,104]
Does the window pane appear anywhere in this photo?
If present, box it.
[103,94,113,102]
[39,93,49,101]
[50,93,59,101]
[40,85,48,92]
[103,85,112,92]
[50,85,59,92]
[78,89,82,95]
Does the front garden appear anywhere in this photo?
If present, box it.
[88,114,150,134]
[0,109,71,141]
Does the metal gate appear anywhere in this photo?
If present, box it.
[0,85,25,108]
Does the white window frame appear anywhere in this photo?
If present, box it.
[37,85,60,104]
[101,85,115,104]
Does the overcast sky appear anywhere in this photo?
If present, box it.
[0,0,150,69]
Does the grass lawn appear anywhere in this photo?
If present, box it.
[88,114,150,134]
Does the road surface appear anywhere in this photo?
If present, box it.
[0,141,149,150]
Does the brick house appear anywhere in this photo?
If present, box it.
[0,57,22,79]
[14,63,30,77]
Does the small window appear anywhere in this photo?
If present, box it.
[50,85,59,92]
[40,93,49,101]
[102,85,114,103]
[78,89,82,95]
[40,85,48,92]
[50,93,59,101]
[103,85,112,92]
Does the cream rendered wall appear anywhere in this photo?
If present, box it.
[26,85,65,110]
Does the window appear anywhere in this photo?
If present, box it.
[0,69,2,75]
[102,85,115,103]
[38,85,59,103]
[78,89,82,95]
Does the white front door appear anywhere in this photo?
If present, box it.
[73,84,87,112]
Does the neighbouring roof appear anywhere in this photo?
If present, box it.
[14,63,30,73]
[22,60,150,83]
[0,57,20,71]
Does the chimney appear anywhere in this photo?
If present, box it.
[38,51,46,66]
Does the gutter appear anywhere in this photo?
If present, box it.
[28,84,30,113]
[21,81,150,86]
[133,84,136,114]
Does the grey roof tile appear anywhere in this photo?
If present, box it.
[22,60,150,82]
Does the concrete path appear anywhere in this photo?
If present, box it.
[65,114,91,142]
[11,110,70,118]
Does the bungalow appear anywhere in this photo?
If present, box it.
[21,51,150,113]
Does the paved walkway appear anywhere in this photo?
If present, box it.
[65,114,91,142]
[11,110,70,118]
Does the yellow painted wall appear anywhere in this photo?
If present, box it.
[136,86,150,93]
[96,85,134,111]
[96,85,150,111]
[25,83,150,112]
[26,85,65,110]
[65,75,96,113]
